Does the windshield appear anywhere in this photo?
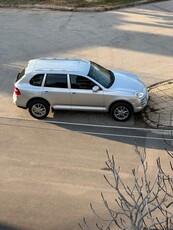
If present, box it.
[88,61,114,88]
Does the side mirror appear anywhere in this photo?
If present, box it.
[92,86,100,92]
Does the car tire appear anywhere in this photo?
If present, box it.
[28,99,50,119]
[110,102,133,121]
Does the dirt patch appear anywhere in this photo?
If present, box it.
[42,0,81,7]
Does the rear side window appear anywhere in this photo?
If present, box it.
[30,74,44,86]
[44,74,67,88]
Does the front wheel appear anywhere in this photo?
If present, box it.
[28,100,50,119]
[110,102,133,121]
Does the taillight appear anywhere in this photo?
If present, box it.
[14,86,21,96]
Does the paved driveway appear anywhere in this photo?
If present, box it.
[0,0,173,124]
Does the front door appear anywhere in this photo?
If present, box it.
[69,75,105,111]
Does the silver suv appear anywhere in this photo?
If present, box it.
[13,58,148,121]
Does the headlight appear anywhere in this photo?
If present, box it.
[135,92,144,99]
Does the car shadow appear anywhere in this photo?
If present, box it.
[0,223,23,230]
[47,110,173,151]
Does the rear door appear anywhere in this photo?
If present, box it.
[42,74,71,108]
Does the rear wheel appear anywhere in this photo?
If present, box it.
[110,102,133,121]
[28,100,50,119]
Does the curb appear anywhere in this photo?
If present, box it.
[141,110,173,130]
[147,78,173,90]
[0,0,167,12]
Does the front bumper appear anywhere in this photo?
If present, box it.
[134,91,149,113]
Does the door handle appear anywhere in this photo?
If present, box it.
[72,92,76,94]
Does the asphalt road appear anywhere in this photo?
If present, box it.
[0,1,173,229]
[0,117,173,230]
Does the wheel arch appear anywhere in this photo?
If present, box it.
[108,100,134,113]
[26,97,50,108]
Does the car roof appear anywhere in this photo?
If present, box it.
[26,58,91,75]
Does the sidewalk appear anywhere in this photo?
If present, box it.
[142,80,173,129]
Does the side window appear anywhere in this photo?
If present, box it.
[44,74,67,88]
[30,74,44,86]
[70,75,95,90]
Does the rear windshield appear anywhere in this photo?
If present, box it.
[16,68,25,82]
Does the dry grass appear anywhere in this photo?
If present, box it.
[0,0,78,6]
[0,0,143,7]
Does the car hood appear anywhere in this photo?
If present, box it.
[110,70,144,93]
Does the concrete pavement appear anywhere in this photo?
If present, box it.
[142,79,173,129]
[1,1,173,124]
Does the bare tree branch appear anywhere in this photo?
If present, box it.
[80,139,173,230]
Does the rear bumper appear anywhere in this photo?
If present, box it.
[13,92,27,109]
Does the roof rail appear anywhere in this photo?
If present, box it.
[35,68,79,72]
[38,57,88,62]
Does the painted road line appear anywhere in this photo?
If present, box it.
[0,121,172,141]
[0,116,172,132]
